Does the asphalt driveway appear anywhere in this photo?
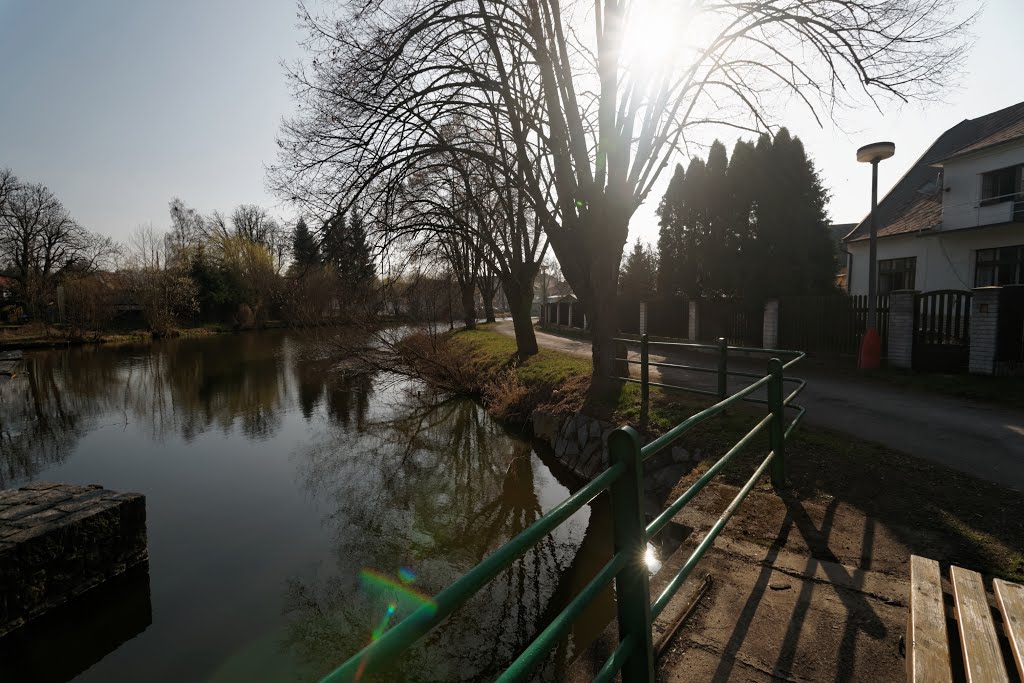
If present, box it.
[495,322,1024,491]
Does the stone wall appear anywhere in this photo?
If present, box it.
[532,410,711,496]
[0,483,148,637]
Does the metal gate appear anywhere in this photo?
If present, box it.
[913,290,971,372]
[698,299,763,347]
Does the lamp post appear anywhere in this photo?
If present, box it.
[856,141,895,370]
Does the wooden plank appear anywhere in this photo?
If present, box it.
[951,565,1009,683]
[994,578,1024,681]
[908,556,954,683]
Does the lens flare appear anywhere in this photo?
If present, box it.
[359,568,435,614]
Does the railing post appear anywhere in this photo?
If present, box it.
[640,333,649,426]
[716,337,728,400]
[768,358,785,489]
[608,427,655,683]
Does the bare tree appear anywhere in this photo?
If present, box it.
[276,0,972,390]
[121,223,197,334]
[0,180,86,316]
[231,204,276,245]
[0,168,16,214]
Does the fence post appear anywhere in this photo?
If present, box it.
[639,302,648,335]
[640,334,649,426]
[886,290,917,369]
[969,287,1001,375]
[763,299,779,350]
[688,300,698,340]
[768,358,785,489]
[608,427,655,683]
[716,337,728,400]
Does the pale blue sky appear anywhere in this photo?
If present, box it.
[0,0,305,237]
[1,0,1018,246]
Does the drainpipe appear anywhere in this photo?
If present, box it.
[840,243,853,293]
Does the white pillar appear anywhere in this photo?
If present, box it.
[969,287,1001,375]
[886,290,917,369]
[762,299,779,350]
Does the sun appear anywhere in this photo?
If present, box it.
[620,0,710,80]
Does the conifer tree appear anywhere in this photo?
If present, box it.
[290,217,320,272]
[655,129,836,299]
[619,238,657,300]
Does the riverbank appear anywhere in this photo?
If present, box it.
[0,322,230,350]
[0,318,359,351]
[438,325,1024,583]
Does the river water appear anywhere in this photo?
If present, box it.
[0,330,618,682]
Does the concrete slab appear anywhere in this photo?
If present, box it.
[0,482,148,637]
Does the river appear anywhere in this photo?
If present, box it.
[0,329,619,682]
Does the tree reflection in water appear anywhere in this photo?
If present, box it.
[287,383,613,682]
[0,333,294,486]
[0,331,614,681]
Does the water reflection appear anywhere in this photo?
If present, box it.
[282,387,617,681]
[0,334,303,486]
[0,331,616,682]
[0,563,153,683]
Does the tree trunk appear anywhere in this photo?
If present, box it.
[547,209,630,395]
[582,277,626,395]
[478,272,498,323]
[504,278,538,358]
[482,289,496,323]
[460,281,476,330]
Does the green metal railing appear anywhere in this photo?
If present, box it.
[613,334,805,425]
[321,345,806,683]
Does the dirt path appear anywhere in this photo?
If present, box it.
[568,481,912,683]
[496,322,1024,491]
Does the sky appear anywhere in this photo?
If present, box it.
[1,0,1020,247]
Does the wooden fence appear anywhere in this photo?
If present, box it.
[778,294,890,356]
[646,296,689,338]
[997,286,1024,369]
[697,299,764,347]
[913,290,971,372]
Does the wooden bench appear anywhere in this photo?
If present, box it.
[907,555,1024,682]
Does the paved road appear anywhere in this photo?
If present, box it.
[495,322,1024,491]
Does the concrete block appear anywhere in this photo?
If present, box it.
[0,483,148,637]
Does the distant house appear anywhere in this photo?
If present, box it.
[828,223,856,290]
[844,101,1024,295]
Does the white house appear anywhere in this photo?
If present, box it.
[844,101,1024,295]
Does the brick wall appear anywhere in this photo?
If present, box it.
[886,290,916,369]
[969,287,1001,375]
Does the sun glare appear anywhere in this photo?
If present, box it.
[621,0,718,80]
[621,0,686,77]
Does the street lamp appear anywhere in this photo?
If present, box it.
[856,141,895,370]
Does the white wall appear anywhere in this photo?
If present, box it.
[941,142,1024,231]
[847,222,1024,294]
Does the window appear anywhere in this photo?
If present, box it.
[975,245,1024,286]
[980,165,1023,206]
[878,257,916,294]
